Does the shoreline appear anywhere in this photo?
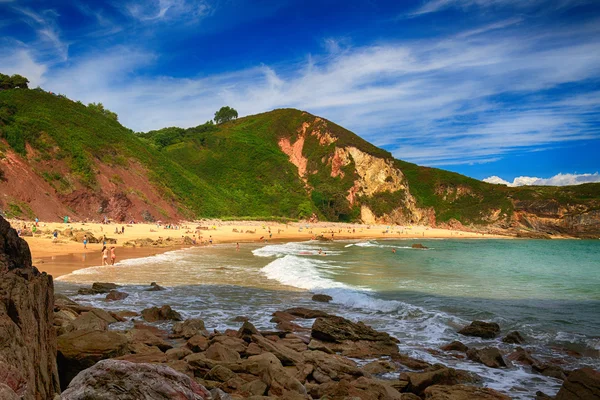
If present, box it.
[10,218,513,279]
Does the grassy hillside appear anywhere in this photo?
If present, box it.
[1,87,599,226]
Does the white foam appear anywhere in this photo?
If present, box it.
[260,255,351,290]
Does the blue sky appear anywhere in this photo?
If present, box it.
[1,0,599,185]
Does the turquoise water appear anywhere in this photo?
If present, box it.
[56,238,600,399]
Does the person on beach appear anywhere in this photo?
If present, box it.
[236,242,240,251]
[101,246,109,266]
[110,247,116,265]
[83,235,88,249]
[52,230,58,242]
[392,248,396,254]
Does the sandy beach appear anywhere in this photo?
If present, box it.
[8,218,508,278]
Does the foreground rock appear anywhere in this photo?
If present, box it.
[172,318,206,339]
[555,367,600,400]
[466,347,510,368]
[0,216,60,399]
[61,359,211,399]
[424,384,511,399]
[458,321,500,339]
[399,365,479,396]
[142,305,183,322]
[57,329,129,389]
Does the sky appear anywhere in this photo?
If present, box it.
[1,0,599,185]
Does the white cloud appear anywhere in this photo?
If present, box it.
[484,172,600,186]
[14,7,69,61]
[410,0,591,16]
[0,49,47,86]
[123,0,211,22]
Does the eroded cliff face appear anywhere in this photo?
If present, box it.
[0,216,60,399]
[511,200,600,237]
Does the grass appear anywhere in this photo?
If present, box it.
[1,89,599,225]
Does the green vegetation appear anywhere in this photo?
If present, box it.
[0,79,598,224]
[0,73,29,90]
[214,106,238,124]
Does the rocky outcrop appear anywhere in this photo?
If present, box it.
[61,359,211,399]
[466,347,510,368]
[458,320,500,339]
[141,305,183,322]
[424,384,511,399]
[0,216,60,399]
[399,365,479,396]
[555,367,600,399]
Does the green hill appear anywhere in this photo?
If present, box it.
[1,87,599,236]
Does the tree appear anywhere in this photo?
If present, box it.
[214,106,238,124]
[87,102,118,121]
[0,73,29,90]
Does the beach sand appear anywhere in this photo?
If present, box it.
[9,219,507,278]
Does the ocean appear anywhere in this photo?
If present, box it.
[55,239,600,399]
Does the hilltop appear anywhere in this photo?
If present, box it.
[1,87,599,237]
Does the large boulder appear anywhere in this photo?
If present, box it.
[311,315,395,343]
[502,331,525,344]
[424,384,511,399]
[241,352,306,397]
[303,350,364,382]
[57,329,129,389]
[126,329,173,352]
[251,334,304,366]
[466,347,510,368]
[61,359,211,399]
[105,290,129,301]
[399,364,479,396]
[284,307,330,319]
[312,294,333,303]
[0,216,60,399]
[69,311,109,331]
[142,305,183,322]
[458,321,500,339]
[172,318,206,339]
[307,377,402,400]
[555,367,600,399]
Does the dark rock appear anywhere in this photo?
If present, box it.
[61,359,211,399]
[283,307,330,319]
[166,347,193,361]
[145,282,166,291]
[399,364,479,396]
[0,216,60,399]
[458,321,500,339]
[105,290,129,301]
[440,341,469,352]
[391,353,432,370]
[466,347,510,368]
[232,316,248,322]
[536,390,553,399]
[241,352,306,396]
[362,360,396,375]
[507,346,539,366]
[502,330,525,344]
[141,305,183,322]
[92,282,118,293]
[412,243,428,249]
[187,334,209,352]
[57,329,129,389]
[533,363,569,381]
[126,328,172,352]
[172,318,206,338]
[555,367,600,399]
[251,334,304,366]
[238,321,259,342]
[70,311,109,331]
[311,315,396,343]
[424,384,511,399]
[206,365,236,382]
[205,343,241,363]
[312,294,333,303]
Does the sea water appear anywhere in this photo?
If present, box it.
[55,239,600,399]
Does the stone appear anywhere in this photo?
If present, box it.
[399,364,479,396]
[206,365,236,382]
[238,321,259,342]
[55,294,80,308]
[115,310,138,319]
[303,350,364,382]
[69,312,108,332]
[467,347,509,368]
[232,316,249,322]
[440,341,469,352]
[105,290,129,301]
[251,335,304,366]
[312,294,333,303]
[211,336,248,354]
[57,329,129,389]
[142,305,183,322]
[391,353,432,370]
[172,318,206,338]
[116,350,167,364]
[271,311,297,323]
[502,330,525,344]
[362,360,396,375]
[166,347,193,361]
[311,315,396,343]
[241,353,306,396]
[284,307,330,319]
[205,343,241,363]
[241,379,268,396]
[87,308,118,324]
[133,322,170,339]
[533,363,569,381]
[61,359,211,399]
[307,339,335,354]
[326,338,400,358]
[210,388,234,400]
[307,377,402,400]
[245,342,263,356]
[126,328,173,352]
[458,321,500,339]
[187,334,209,352]
[423,384,511,399]
[0,216,60,399]
[507,347,538,366]
[91,282,118,293]
[412,243,428,249]
[145,282,166,291]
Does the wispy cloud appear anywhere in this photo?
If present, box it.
[484,172,600,186]
[409,0,591,16]
[123,0,211,22]
[14,7,69,61]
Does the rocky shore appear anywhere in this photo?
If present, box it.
[1,215,599,399]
